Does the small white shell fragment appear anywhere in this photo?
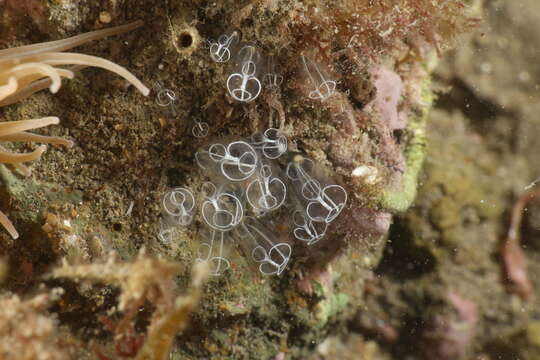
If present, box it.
[351,165,379,184]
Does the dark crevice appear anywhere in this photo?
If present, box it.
[435,77,521,152]
[435,77,504,124]
[177,32,193,48]
[47,280,120,340]
[375,217,437,279]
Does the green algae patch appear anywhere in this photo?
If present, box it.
[315,293,349,327]
[0,165,83,226]
[381,77,433,213]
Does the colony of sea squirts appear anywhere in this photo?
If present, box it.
[156,31,348,275]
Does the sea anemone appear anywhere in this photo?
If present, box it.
[0,20,149,239]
